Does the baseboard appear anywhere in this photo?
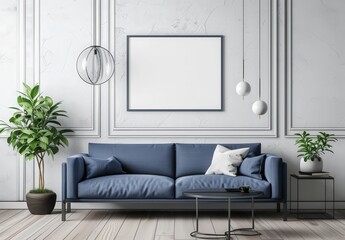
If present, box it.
[0,201,275,210]
[1,201,345,210]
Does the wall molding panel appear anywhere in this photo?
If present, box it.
[33,0,101,137]
[108,0,278,137]
[285,0,345,137]
[8,0,102,201]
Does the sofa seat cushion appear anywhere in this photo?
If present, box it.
[175,175,271,198]
[78,174,174,199]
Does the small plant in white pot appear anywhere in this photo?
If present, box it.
[0,84,73,214]
[295,131,337,173]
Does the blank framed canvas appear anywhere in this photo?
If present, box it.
[127,35,223,111]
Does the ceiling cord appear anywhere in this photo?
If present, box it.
[242,0,245,82]
[258,0,261,100]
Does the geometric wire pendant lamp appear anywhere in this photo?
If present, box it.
[76,0,115,85]
[236,0,251,98]
[252,0,268,116]
[76,46,115,85]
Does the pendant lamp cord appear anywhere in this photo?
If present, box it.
[258,0,261,100]
[242,0,245,82]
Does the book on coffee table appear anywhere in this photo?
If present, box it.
[298,171,329,177]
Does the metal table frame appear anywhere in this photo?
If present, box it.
[289,174,335,219]
[184,191,262,240]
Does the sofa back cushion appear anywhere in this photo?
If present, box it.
[176,143,261,178]
[89,143,175,178]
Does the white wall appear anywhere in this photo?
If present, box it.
[0,0,344,208]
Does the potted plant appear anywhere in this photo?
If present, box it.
[0,84,73,214]
[295,131,337,173]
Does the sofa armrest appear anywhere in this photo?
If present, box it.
[264,154,287,200]
[65,154,88,199]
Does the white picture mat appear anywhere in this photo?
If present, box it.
[127,36,222,110]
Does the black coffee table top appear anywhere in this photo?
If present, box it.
[183,189,262,199]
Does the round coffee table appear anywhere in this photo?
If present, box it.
[183,189,262,240]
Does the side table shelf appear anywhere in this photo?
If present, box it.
[289,174,335,219]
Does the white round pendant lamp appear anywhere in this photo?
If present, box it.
[236,0,251,98]
[252,0,268,116]
[236,81,251,97]
[252,100,268,115]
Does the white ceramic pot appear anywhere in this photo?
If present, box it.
[300,157,323,173]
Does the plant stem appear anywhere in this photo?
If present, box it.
[40,153,45,190]
[36,154,45,190]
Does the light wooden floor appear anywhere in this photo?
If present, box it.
[1,209,345,240]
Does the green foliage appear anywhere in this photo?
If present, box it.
[0,83,73,160]
[0,84,73,190]
[29,188,54,194]
[295,131,337,161]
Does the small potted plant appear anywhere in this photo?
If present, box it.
[0,84,73,214]
[295,131,337,173]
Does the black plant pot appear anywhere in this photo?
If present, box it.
[26,192,56,215]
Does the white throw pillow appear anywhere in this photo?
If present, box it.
[205,145,250,176]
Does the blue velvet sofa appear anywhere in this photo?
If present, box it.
[61,143,287,221]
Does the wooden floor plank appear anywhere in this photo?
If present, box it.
[64,210,108,240]
[0,210,23,224]
[321,219,345,238]
[263,212,303,240]
[256,213,284,239]
[154,235,174,240]
[91,212,127,240]
[0,210,31,235]
[0,209,344,239]
[155,212,174,236]
[26,211,73,240]
[229,212,262,240]
[134,212,158,240]
[301,219,344,240]
[192,214,216,236]
[334,210,345,227]
[210,212,239,240]
[0,213,42,239]
[114,212,141,240]
[174,212,194,240]
[42,210,91,240]
[285,219,323,240]
[10,213,59,240]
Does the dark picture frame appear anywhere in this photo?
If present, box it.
[127,35,223,111]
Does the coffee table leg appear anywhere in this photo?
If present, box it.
[252,197,255,229]
[195,197,199,232]
[227,198,231,240]
[190,197,226,239]
[230,197,261,236]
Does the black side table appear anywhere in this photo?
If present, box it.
[290,174,335,219]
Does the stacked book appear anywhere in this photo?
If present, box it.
[298,171,329,177]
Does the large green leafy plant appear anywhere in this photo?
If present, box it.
[295,131,337,161]
[0,84,73,192]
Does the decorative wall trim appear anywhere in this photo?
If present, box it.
[17,0,26,202]
[108,0,278,137]
[285,0,345,137]
[32,0,101,137]
[15,0,102,201]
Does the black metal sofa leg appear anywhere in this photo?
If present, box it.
[283,202,287,221]
[67,202,71,213]
[62,202,66,221]
[276,203,281,213]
